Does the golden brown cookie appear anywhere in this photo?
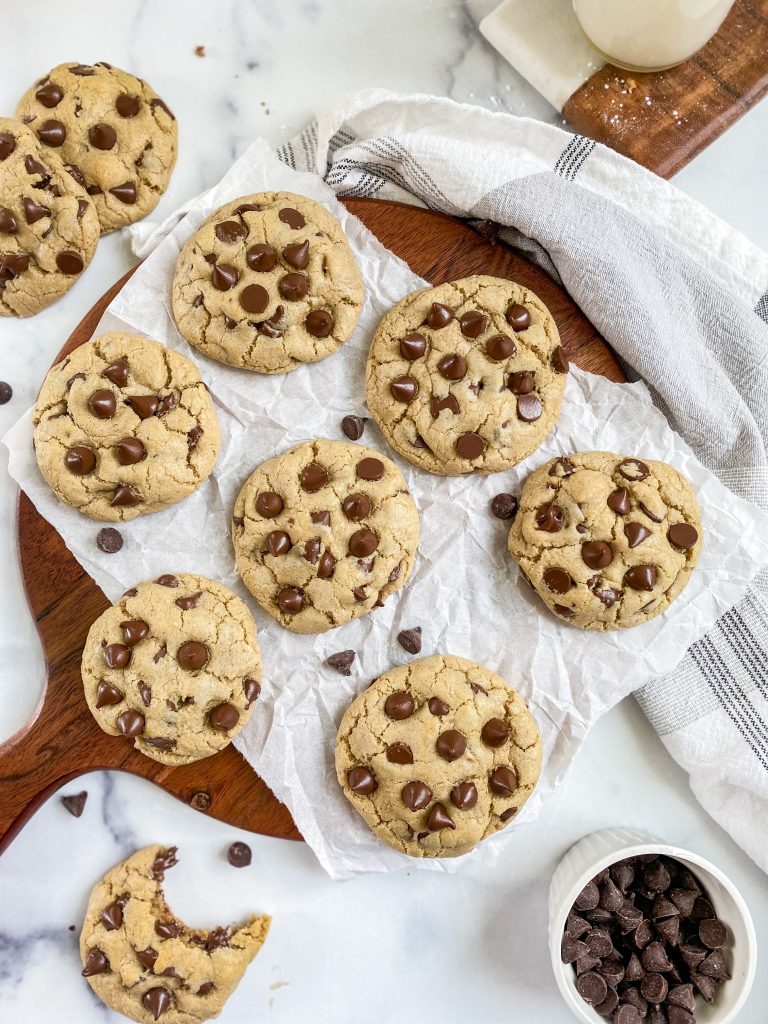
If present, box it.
[365,275,567,474]
[508,452,703,629]
[336,654,542,858]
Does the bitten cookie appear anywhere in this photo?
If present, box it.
[81,574,261,764]
[16,61,177,232]
[0,117,99,317]
[336,654,542,858]
[508,452,703,630]
[171,191,364,373]
[232,439,419,633]
[80,845,270,1024]
[33,332,220,521]
[365,275,568,474]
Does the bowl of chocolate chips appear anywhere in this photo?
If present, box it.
[549,829,756,1024]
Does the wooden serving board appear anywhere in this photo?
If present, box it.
[0,198,624,854]
[563,0,768,178]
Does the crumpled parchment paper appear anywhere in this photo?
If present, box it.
[6,140,768,879]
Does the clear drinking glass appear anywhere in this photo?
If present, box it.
[573,0,736,72]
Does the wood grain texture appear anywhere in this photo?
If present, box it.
[0,197,622,854]
[563,0,768,178]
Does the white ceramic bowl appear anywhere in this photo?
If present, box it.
[549,828,757,1024]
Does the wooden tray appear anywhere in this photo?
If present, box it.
[563,0,768,178]
[0,198,624,854]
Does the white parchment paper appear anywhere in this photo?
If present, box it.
[6,140,768,879]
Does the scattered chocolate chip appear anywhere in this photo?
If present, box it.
[326,650,355,675]
[341,415,366,440]
[227,841,252,868]
[397,627,422,654]
[490,493,518,520]
[61,791,87,817]
[0,382,11,404]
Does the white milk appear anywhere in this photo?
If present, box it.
[573,0,735,71]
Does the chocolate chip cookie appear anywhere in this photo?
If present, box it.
[81,574,261,764]
[336,654,542,858]
[16,62,177,232]
[171,191,364,374]
[0,117,99,317]
[508,452,702,630]
[80,845,270,1024]
[232,439,419,633]
[33,332,220,521]
[365,275,567,475]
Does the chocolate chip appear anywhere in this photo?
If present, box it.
[388,374,417,403]
[437,353,467,381]
[141,987,171,1020]
[349,528,378,557]
[436,730,465,761]
[426,302,453,328]
[278,207,305,229]
[95,680,123,708]
[400,333,427,360]
[38,119,67,146]
[577,971,608,1005]
[176,640,209,671]
[396,627,422,655]
[209,703,239,730]
[624,522,651,548]
[447,781,477,810]
[88,388,116,419]
[508,370,535,395]
[240,283,269,313]
[246,242,277,271]
[115,437,146,466]
[481,718,511,747]
[63,445,95,476]
[82,947,109,976]
[642,941,672,973]
[426,802,456,831]
[535,503,564,533]
[619,458,650,481]
[318,551,337,578]
[551,346,569,373]
[517,394,542,421]
[22,197,51,224]
[136,946,159,971]
[456,432,485,459]
[606,488,631,517]
[543,567,572,593]
[265,530,291,556]
[277,585,304,613]
[36,80,64,107]
[357,457,384,481]
[56,247,84,274]
[582,541,613,569]
[126,394,159,418]
[348,766,377,795]
[101,899,124,930]
[0,208,15,234]
[668,524,698,551]
[624,565,657,591]
[386,742,414,765]
[305,309,334,337]
[326,650,355,675]
[255,491,283,517]
[699,919,727,949]
[506,303,531,329]
[485,334,516,361]
[61,791,87,817]
[109,181,137,204]
[103,642,131,669]
[489,766,518,796]
[384,690,415,720]
[227,841,252,867]
[0,132,16,161]
[426,698,448,718]
[111,485,142,508]
[300,462,329,491]
[120,620,149,646]
[488,493,517,521]
[88,123,117,150]
[431,394,460,417]
[341,415,366,440]
[117,709,145,737]
[402,781,431,810]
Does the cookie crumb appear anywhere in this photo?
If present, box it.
[195,45,206,57]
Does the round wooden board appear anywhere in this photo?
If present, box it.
[0,198,623,853]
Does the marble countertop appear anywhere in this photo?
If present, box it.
[1,2,767,1022]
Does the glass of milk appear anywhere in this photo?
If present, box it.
[573,0,736,72]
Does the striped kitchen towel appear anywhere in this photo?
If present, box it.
[277,89,768,873]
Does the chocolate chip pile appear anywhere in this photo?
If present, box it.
[562,855,730,1023]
